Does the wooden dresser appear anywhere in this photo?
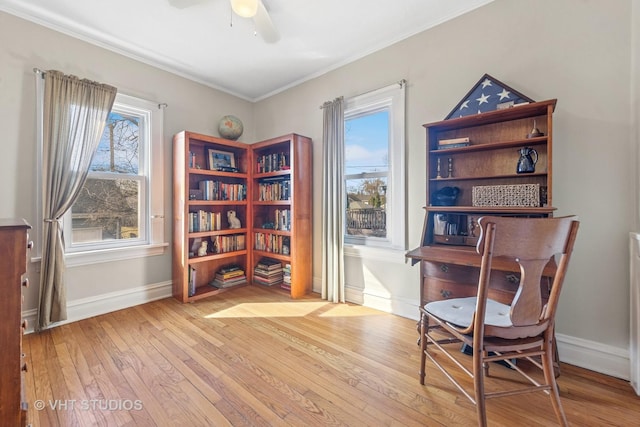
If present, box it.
[0,219,31,426]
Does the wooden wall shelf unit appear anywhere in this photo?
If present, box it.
[407,99,558,312]
[173,131,312,302]
[0,218,32,426]
[419,99,557,249]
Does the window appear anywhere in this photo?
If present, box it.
[60,94,166,264]
[344,81,406,250]
[34,73,167,264]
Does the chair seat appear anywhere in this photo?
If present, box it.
[425,297,513,329]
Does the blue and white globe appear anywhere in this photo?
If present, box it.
[218,115,244,140]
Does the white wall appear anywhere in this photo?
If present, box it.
[254,0,635,379]
[0,11,254,321]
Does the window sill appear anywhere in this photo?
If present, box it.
[31,243,169,267]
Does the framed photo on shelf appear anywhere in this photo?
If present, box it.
[208,149,237,172]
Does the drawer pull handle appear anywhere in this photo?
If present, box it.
[505,273,519,284]
[22,363,28,372]
[28,240,34,249]
[22,278,29,288]
[22,319,28,330]
[439,264,449,273]
[440,289,452,298]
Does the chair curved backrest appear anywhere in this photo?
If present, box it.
[475,216,579,339]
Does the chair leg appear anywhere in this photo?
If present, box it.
[473,349,488,427]
[419,311,427,385]
[542,337,568,426]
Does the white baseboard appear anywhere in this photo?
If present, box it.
[22,280,173,334]
[556,333,630,381]
[360,289,419,321]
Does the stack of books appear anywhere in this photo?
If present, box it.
[281,264,292,291]
[253,258,283,286]
[437,137,470,149]
[210,264,247,288]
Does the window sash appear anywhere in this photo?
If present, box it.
[66,173,148,251]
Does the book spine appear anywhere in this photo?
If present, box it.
[436,142,469,149]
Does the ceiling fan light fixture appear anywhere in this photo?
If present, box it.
[230,0,258,18]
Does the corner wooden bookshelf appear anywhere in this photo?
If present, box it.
[173,131,251,302]
[173,131,312,302]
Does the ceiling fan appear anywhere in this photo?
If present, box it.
[168,0,280,43]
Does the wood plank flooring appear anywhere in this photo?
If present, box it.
[23,286,640,426]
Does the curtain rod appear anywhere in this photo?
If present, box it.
[34,68,168,109]
[319,79,406,109]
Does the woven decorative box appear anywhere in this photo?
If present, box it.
[472,184,540,207]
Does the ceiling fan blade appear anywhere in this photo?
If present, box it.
[167,0,209,9]
[253,0,279,43]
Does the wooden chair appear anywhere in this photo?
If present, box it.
[419,216,579,426]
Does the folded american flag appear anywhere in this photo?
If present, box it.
[446,74,534,120]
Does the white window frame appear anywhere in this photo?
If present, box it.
[343,81,406,251]
[36,90,167,266]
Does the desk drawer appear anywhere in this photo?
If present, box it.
[421,261,551,305]
[422,276,477,303]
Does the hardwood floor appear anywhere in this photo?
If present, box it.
[24,286,639,426]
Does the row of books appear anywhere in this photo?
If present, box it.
[198,180,247,201]
[254,233,290,255]
[253,258,283,286]
[210,264,247,289]
[256,152,290,174]
[210,234,246,255]
[269,209,291,231]
[188,210,223,232]
[257,177,291,201]
[437,136,470,150]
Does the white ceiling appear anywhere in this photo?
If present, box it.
[0,0,493,101]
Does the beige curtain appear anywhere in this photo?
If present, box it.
[37,70,117,331]
[321,97,345,303]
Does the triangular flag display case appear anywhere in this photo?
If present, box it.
[445,73,535,120]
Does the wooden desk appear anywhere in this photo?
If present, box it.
[407,245,556,307]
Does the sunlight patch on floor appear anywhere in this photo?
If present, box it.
[204,302,329,318]
[318,304,385,317]
[203,301,387,318]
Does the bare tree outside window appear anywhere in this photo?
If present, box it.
[70,111,142,243]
